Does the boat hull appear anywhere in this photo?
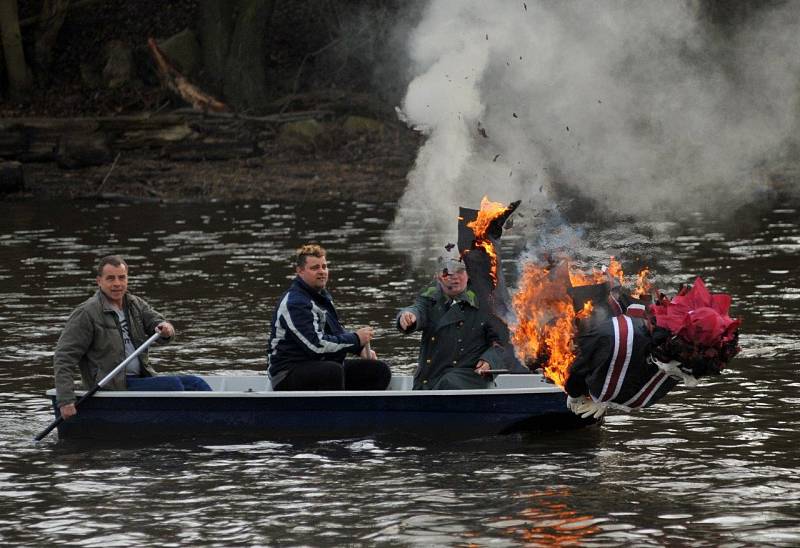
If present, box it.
[47,375,597,441]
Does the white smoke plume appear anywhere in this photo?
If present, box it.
[389,0,800,254]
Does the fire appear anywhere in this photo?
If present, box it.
[569,266,608,287]
[467,195,509,236]
[607,257,624,286]
[511,257,649,387]
[466,196,512,287]
[632,267,652,298]
[511,263,583,388]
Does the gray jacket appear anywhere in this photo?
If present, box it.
[397,283,502,390]
[53,291,170,406]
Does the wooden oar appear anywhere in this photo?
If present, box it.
[33,331,162,442]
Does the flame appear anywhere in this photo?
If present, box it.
[466,196,512,287]
[632,267,653,298]
[511,257,648,387]
[569,266,608,287]
[511,263,582,387]
[467,195,508,235]
[607,256,624,286]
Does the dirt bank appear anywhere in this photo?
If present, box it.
[1,111,421,203]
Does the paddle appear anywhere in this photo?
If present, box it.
[33,331,162,442]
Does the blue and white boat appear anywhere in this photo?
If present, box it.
[45,374,598,441]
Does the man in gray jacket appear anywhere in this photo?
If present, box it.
[54,255,210,420]
[397,256,504,390]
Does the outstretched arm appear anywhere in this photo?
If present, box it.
[396,293,432,333]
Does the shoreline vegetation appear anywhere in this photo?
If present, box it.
[1,0,421,203]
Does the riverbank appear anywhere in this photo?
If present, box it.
[0,109,421,203]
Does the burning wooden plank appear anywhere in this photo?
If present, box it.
[456,197,526,373]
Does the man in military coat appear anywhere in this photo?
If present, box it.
[396,257,504,390]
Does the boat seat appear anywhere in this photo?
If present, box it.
[494,374,550,389]
[200,376,271,392]
[387,376,414,391]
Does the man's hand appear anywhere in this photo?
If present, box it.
[398,311,417,331]
[59,403,77,420]
[474,359,491,376]
[156,322,175,338]
[360,346,378,360]
[355,326,374,346]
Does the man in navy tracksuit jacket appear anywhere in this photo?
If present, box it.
[267,244,391,391]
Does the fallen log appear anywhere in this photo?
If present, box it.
[147,37,229,113]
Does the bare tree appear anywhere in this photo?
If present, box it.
[199,0,276,112]
[0,0,32,99]
[33,0,71,84]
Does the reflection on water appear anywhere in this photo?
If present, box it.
[0,200,798,546]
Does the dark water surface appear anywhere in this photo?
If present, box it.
[0,200,797,546]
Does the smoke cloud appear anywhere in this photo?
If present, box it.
[389,0,800,253]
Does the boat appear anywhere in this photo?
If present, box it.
[44,374,598,441]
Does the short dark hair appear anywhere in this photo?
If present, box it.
[96,255,128,276]
[295,244,326,268]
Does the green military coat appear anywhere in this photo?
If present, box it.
[397,283,502,390]
[53,291,170,406]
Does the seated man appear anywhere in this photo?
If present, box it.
[267,244,391,391]
[54,255,212,420]
[397,256,504,390]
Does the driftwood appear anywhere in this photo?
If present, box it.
[94,152,120,194]
[147,37,229,113]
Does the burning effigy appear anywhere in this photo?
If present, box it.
[457,197,741,419]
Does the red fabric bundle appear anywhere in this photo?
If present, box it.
[652,277,740,347]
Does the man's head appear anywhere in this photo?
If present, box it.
[437,257,468,298]
[96,255,128,306]
[295,244,328,291]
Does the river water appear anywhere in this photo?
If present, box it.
[0,198,797,546]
